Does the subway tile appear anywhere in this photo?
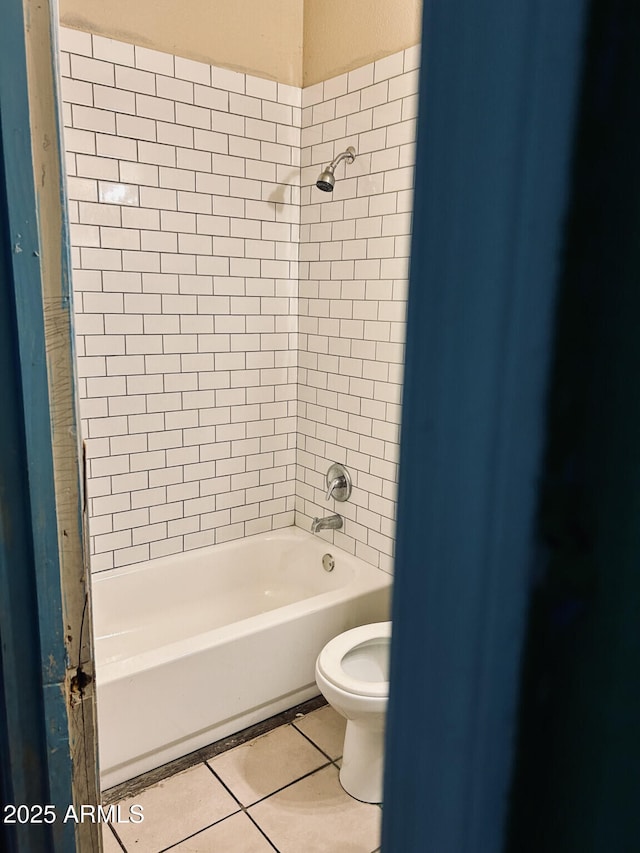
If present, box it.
[179,233,213,255]
[70,54,115,87]
[368,192,397,217]
[399,141,416,169]
[277,82,301,107]
[100,227,140,250]
[229,135,261,159]
[122,207,160,230]
[59,26,93,57]
[312,98,336,125]
[156,74,193,103]
[210,153,244,178]
[157,120,194,148]
[302,81,323,108]
[322,116,346,143]
[262,100,293,125]
[193,128,228,154]
[96,132,137,160]
[175,55,211,85]
[62,100,72,127]
[404,43,422,72]
[402,93,419,121]
[61,77,93,107]
[210,109,244,137]
[63,127,96,154]
[348,62,374,92]
[384,165,415,192]
[245,75,277,102]
[372,99,403,128]
[70,223,100,248]
[177,190,212,214]
[119,160,160,187]
[80,247,122,270]
[122,250,161,272]
[92,35,135,66]
[59,50,71,79]
[139,185,177,209]
[244,117,276,143]
[389,68,420,102]
[211,66,245,94]
[374,50,405,82]
[177,147,211,171]
[72,104,116,134]
[135,45,174,76]
[75,153,119,181]
[136,92,175,122]
[176,101,211,130]
[323,72,349,101]
[116,113,156,141]
[115,64,156,96]
[229,92,262,119]
[64,33,416,570]
[98,180,139,206]
[346,108,373,136]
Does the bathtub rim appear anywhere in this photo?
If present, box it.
[93,526,393,684]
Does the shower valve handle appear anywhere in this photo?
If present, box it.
[326,477,344,500]
[324,463,352,502]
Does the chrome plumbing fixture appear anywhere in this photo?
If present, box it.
[322,553,335,572]
[311,514,343,534]
[316,146,357,192]
[325,462,352,502]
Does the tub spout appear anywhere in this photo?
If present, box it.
[311,514,343,534]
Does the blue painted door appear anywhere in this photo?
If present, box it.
[382,1,589,851]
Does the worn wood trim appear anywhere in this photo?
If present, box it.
[0,1,100,850]
[22,0,101,848]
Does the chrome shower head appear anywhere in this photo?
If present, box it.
[316,146,356,192]
[316,168,336,192]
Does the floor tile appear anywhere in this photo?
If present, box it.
[102,824,123,852]
[208,723,328,806]
[293,704,347,760]
[114,763,239,852]
[248,764,381,853]
[168,812,275,852]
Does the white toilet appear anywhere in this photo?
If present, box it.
[315,621,391,803]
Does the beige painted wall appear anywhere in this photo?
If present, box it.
[59,0,304,85]
[303,0,422,86]
[59,0,421,87]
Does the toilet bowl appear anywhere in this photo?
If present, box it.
[315,621,391,803]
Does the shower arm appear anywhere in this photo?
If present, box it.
[328,146,356,171]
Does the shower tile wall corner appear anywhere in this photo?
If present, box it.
[296,49,419,572]
[60,25,418,573]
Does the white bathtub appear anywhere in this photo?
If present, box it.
[92,527,391,789]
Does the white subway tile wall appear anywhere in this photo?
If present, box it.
[297,48,418,572]
[60,27,301,571]
[60,26,418,573]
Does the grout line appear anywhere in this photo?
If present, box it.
[154,807,243,853]
[245,811,283,853]
[191,764,285,851]
[108,823,128,851]
[205,754,334,810]
[290,718,340,764]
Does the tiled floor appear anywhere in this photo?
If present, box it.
[102,705,382,852]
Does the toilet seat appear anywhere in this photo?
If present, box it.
[316,621,391,698]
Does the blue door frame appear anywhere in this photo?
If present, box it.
[383,1,588,851]
[0,2,94,851]
[1,0,591,851]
